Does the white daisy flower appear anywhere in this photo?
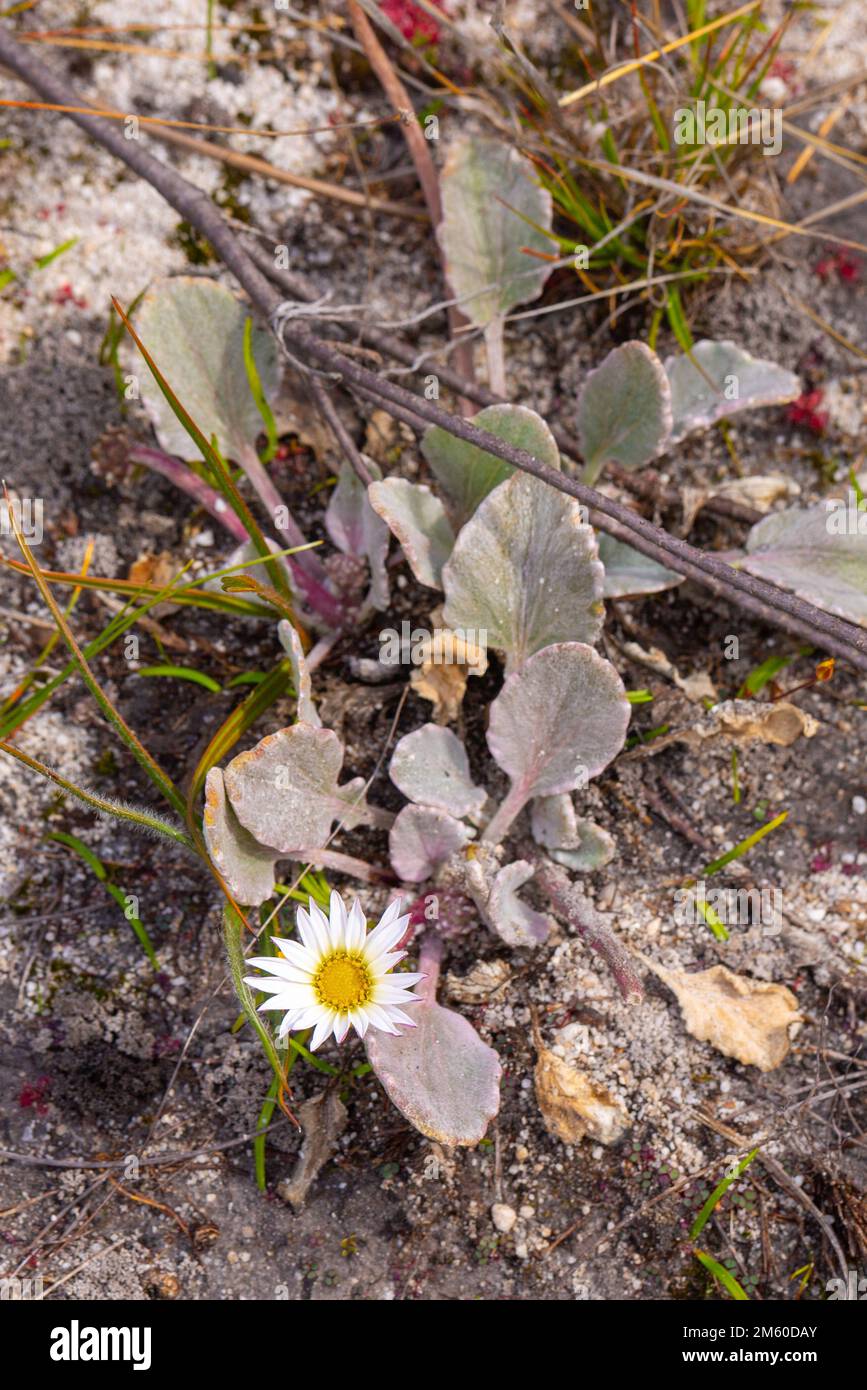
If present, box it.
[243,892,425,1051]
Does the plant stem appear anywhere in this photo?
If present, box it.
[481,782,529,846]
[129,445,249,542]
[483,318,507,398]
[531,854,644,1004]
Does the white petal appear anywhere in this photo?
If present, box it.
[346,898,367,951]
[245,955,313,983]
[309,1010,336,1051]
[333,1014,352,1044]
[296,905,320,956]
[372,984,423,1005]
[308,898,333,949]
[272,938,318,970]
[351,1009,370,1040]
[378,897,404,927]
[364,916,410,962]
[291,1005,325,1030]
[242,975,292,995]
[383,1005,417,1027]
[365,1002,400,1035]
[256,986,315,1012]
[329,891,349,949]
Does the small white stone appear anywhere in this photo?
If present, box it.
[853,795,866,815]
[519,1204,535,1220]
[491,1202,517,1234]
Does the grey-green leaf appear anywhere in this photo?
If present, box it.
[366,990,501,1145]
[136,276,279,463]
[487,642,630,801]
[739,488,867,627]
[223,722,371,855]
[597,533,684,597]
[577,341,672,477]
[442,471,604,672]
[665,340,800,444]
[389,804,473,882]
[203,767,278,906]
[530,796,615,870]
[422,403,559,529]
[367,477,454,589]
[438,136,553,331]
[389,724,487,818]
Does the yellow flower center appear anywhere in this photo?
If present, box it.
[313,952,372,1012]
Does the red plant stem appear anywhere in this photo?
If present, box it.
[129,445,249,542]
[418,930,443,1001]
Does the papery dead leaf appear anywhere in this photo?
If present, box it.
[624,698,819,758]
[410,628,488,724]
[445,958,511,1004]
[639,958,802,1071]
[277,1089,348,1210]
[535,1045,630,1145]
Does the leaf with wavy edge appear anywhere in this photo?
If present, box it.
[438,137,553,332]
[577,342,672,480]
[389,724,486,819]
[136,277,279,464]
[203,766,277,906]
[740,486,867,627]
[422,404,559,529]
[277,619,320,727]
[367,478,455,589]
[484,644,630,843]
[665,340,801,444]
[223,722,372,855]
[389,803,473,882]
[531,794,616,872]
[443,472,604,673]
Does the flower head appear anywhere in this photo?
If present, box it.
[244,893,424,1051]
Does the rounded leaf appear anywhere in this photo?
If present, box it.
[443,470,604,671]
[487,643,630,799]
[389,804,472,882]
[389,724,487,818]
[577,341,672,475]
[366,997,501,1145]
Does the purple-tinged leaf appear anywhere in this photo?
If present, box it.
[389,803,473,882]
[389,724,486,819]
[325,457,390,612]
[366,937,501,1145]
[484,644,630,843]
